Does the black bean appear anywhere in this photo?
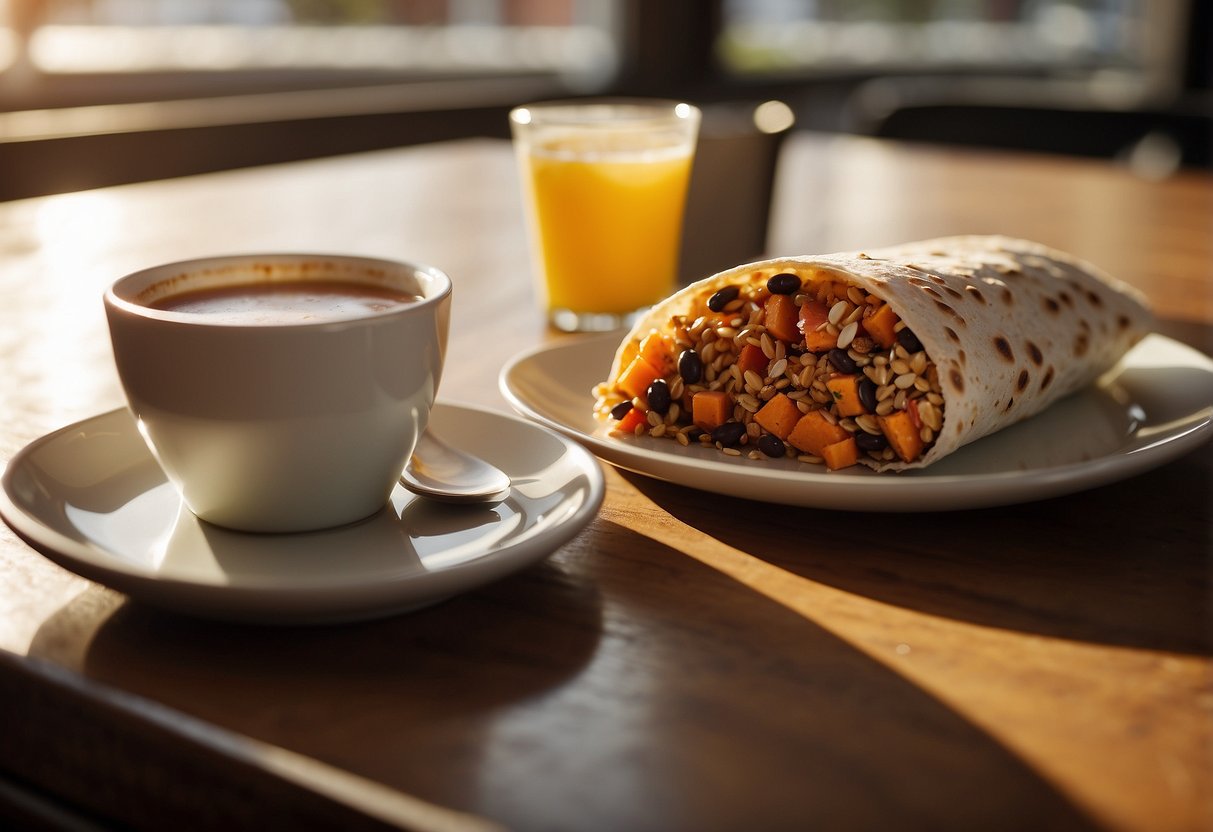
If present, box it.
[707,285,740,312]
[757,434,786,458]
[766,273,801,295]
[855,431,888,452]
[609,401,633,420]
[897,327,923,353]
[857,377,878,413]
[827,348,858,374]
[678,349,702,384]
[711,421,747,446]
[646,379,671,414]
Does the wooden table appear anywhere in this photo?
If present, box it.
[1,132,1210,831]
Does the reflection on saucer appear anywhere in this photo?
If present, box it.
[186,500,425,583]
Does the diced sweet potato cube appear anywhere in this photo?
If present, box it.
[879,410,924,462]
[692,391,731,430]
[617,356,662,402]
[799,299,828,330]
[765,294,800,343]
[805,331,838,352]
[799,300,836,352]
[787,410,850,457]
[825,375,865,417]
[754,393,801,440]
[864,303,899,349]
[820,437,859,470]
[615,406,648,434]
[638,331,674,373]
[737,343,768,376]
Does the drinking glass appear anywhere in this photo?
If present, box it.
[510,99,700,332]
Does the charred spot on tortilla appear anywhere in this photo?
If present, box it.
[958,349,967,365]
[1001,287,1014,305]
[1074,333,1090,357]
[1041,367,1056,389]
[1026,341,1044,365]
[1044,297,1061,314]
[993,336,1014,362]
[944,326,960,343]
[1004,398,1015,412]
[950,368,965,391]
[964,285,987,304]
[1086,290,1103,307]
[942,285,964,300]
[934,300,964,324]
[1016,369,1030,392]
[1060,291,1074,307]
[1117,314,1131,330]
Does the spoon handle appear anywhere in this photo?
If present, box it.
[401,430,512,503]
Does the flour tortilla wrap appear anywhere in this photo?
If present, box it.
[603,235,1153,471]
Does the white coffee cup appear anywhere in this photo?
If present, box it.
[104,253,451,533]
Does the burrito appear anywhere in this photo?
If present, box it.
[593,236,1152,471]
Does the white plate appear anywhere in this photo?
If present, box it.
[0,402,604,625]
[500,333,1213,512]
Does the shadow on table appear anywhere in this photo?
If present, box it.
[459,515,1099,830]
[620,442,1213,658]
[29,552,603,804]
[25,512,1105,830]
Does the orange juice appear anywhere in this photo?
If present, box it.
[520,138,694,318]
[511,100,700,330]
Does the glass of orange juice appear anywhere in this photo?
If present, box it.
[510,99,701,332]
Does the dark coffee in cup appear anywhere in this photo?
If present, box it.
[150,279,422,325]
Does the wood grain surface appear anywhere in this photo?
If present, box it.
[1,134,1210,831]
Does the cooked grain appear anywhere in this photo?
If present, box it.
[760,332,775,359]
[597,268,949,471]
[837,321,858,349]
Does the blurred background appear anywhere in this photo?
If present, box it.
[0,0,1208,201]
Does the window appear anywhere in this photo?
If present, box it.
[718,0,1173,82]
[0,0,621,108]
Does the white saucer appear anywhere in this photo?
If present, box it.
[501,333,1213,512]
[0,402,604,625]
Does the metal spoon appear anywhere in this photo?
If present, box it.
[401,429,511,504]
